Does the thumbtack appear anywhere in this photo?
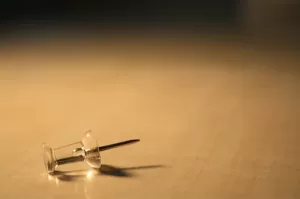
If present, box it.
[42,130,140,174]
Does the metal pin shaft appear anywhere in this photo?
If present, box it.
[98,139,140,152]
[57,155,85,165]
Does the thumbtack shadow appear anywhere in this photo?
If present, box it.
[100,164,133,177]
[50,164,166,182]
[100,164,165,177]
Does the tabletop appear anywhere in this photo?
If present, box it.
[0,32,300,199]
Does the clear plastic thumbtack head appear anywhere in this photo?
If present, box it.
[42,130,140,174]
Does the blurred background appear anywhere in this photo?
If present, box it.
[0,0,299,42]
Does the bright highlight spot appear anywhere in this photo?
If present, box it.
[86,170,94,180]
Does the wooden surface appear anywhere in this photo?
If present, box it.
[0,35,300,199]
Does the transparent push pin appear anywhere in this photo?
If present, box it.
[42,130,140,174]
